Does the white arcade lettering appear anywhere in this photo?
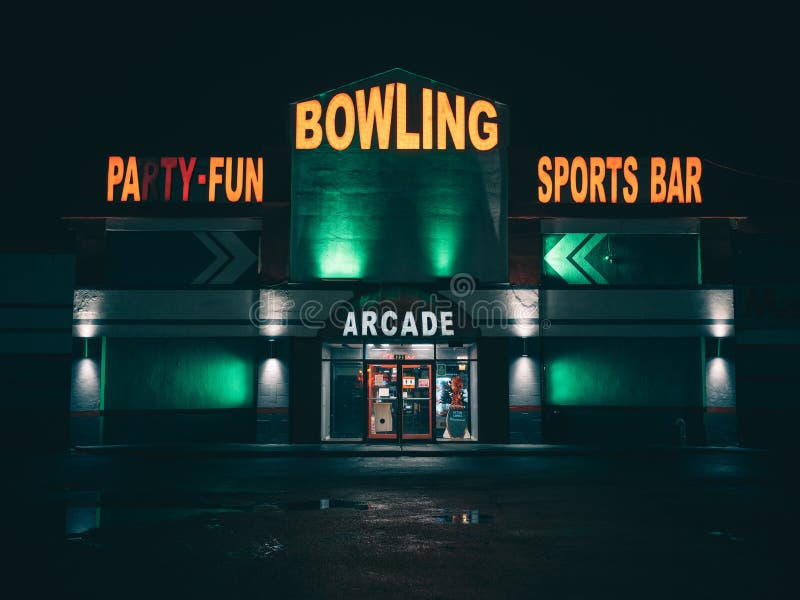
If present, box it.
[343,311,454,337]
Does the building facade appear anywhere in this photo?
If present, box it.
[46,69,797,448]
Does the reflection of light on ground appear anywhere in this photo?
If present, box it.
[431,509,488,524]
[65,507,97,536]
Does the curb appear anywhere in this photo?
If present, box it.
[70,443,765,459]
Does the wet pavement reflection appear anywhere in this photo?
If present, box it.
[277,499,370,511]
[431,509,492,524]
[5,451,798,599]
[64,490,255,536]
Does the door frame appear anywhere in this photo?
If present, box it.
[364,361,398,440]
[364,360,435,442]
[399,362,434,440]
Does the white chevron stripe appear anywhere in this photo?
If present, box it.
[192,232,229,284]
[210,232,257,284]
[573,233,609,285]
[543,233,590,285]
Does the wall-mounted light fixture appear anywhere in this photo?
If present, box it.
[603,235,616,264]
[268,338,276,359]
[522,338,529,357]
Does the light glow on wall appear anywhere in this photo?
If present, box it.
[703,289,735,337]
[706,356,735,408]
[509,355,538,405]
[104,340,254,410]
[71,358,101,411]
[544,339,700,407]
[423,210,459,277]
[261,357,283,383]
[319,240,365,279]
[291,69,507,282]
[76,357,99,383]
[75,323,98,338]
[259,324,289,337]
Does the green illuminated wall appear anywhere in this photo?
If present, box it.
[543,338,701,407]
[542,233,700,286]
[104,339,255,410]
[290,69,508,282]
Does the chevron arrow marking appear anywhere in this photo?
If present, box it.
[192,231,257,285]
[193,232,229,284]
[572,233,609,285]
[208,231,257,284]
[543,233,590,285]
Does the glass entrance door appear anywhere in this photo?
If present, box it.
[400,363,433,439]
[367,363,398,439]
[366,361,433,441]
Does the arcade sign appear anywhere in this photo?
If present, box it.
[343,310,455,337]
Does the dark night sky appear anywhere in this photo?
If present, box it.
[5,7,800,233]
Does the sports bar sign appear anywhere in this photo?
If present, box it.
[536,156,703,205]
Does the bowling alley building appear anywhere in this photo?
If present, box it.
[7,68,794,450]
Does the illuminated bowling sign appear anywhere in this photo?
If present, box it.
[294,74,500,152]
[536,156,703,205]
[289,68,509,283]
[106,156,263,203]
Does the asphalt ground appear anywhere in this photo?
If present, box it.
[5,449,799,599]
